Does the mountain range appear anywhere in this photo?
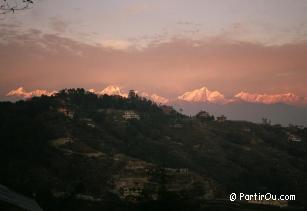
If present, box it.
[5,85,307,126]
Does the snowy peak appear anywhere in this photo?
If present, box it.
[150,94,169,104]
[90,86,169,104]
[97,85,128,97]
[234,91,303,105]
[7,87,55,99]
[5,86,307,107]
[178,86,227,104]
[138,91,169,104]
[177,87,306,105]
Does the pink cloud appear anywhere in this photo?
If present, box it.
[100,39,133,50]
[1,29,307,99]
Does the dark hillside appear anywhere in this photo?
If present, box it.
[0,89,306,211]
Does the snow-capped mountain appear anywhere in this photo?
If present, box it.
[177,86,227,104]
[90,86,170,104]
[234,91,304,105]
[149,94,169,104]
[137,91,169,104]
[6,85,306,107]
[4,85,307,125]
[98,85,128,97]
[6,87,56,99]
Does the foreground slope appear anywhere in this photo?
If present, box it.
[0,89,306,211]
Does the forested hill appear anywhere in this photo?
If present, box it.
[0,88,306,211]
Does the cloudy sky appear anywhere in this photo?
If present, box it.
[1,0,307,101]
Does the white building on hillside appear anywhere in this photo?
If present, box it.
[288,134,302,142]
[123,111,140,120]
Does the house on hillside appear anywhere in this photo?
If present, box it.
[288,124,305,130]
[172,123,183,128]
[262,118,271,125]
[160,105,174,114]
[297,125,305,129]
[80,118,96,128]
[216,115,227,122]
[243,128,251,132]
[116,178,148,200]
[122,111,140,120]
[164,168,189,176]
[125,160,149,170]
[57,107,74,118]
[0,184,43,211]
[288,134,302,142]
[196,110,213,120]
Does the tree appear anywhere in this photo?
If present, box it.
[1,0,34,14]
[128,89,137,99]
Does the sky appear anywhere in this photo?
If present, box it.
[1,0,307,101]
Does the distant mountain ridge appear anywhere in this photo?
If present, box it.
[6,85,307,106]
[4,85,307,126]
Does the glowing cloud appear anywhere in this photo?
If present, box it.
[100,39,132,50]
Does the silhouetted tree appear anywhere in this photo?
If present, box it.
[128,89,137,99]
